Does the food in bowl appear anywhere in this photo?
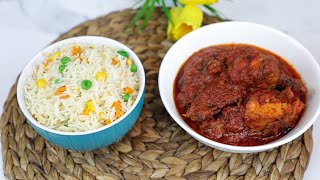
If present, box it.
[159,22,320,153]
[174,44,306,146]
[24,43,139,132]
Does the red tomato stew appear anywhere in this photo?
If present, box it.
[174,44,306,146]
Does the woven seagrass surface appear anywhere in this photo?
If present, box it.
[1,8,313,180]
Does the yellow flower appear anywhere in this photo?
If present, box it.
[179,0,218,5]
[167,5,203,41]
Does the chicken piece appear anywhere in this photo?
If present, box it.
[278,74,307,96]
[222,107,245,133]
[199,118,225,139]
[228,49,280,89]
[244,89,305,131]
[177,54,223,111]
[245,100,291,130]
[176,73,206,111]
[283,99,305,125]
[185,78,245,121]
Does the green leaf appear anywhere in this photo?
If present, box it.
[203,5,220,17]
[173,0,178,6]
[127,0,151,29]
[132,0,145,7]
[173,0,183,6]
[160,0,173,25]
[139,0,156,30]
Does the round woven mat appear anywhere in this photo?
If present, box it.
[1,8,313,180]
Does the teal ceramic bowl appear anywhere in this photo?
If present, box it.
[17,36,145,151]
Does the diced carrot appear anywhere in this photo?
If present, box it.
[115,110,124,118]
[44,58,53,67]
[82,107,90,115]
[113,101,124,118]
[60,95,70,99]
[54,85,67,96]
[54,91,61,96]
[124,87,134,94]
[112,101,122,110]
[112,58,119,66]
[44,52,60,67]
[72,46,81,56]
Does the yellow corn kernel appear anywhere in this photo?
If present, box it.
[104,119,111,125]
[72,87,80,91]
[96,71,108,82]
[87,100,95,112]
[99,112,105,117]
[126,58,133,65]
[54,51,60,59]
[99,112,105,120]
[36,78,47,88]
[46,52,60,64]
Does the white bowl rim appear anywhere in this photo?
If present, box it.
[159,21,320,152]
[17,36,145,136]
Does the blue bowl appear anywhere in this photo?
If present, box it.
[17,36,145,151]
[28,93,144,151]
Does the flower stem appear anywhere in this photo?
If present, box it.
[203,4,223,20]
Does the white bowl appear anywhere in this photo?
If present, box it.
[159,21,320,153]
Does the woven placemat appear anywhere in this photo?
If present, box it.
[1,8,313,180]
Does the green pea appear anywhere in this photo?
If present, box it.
[59,64,67,73]
[55,78,62,84]
[61,56,71,64]
[117,50,128,58]
[130,64,137,72]
[81,80,92,90]
[122,93,130,102]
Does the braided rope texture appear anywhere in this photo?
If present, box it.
[1,8,313,180]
